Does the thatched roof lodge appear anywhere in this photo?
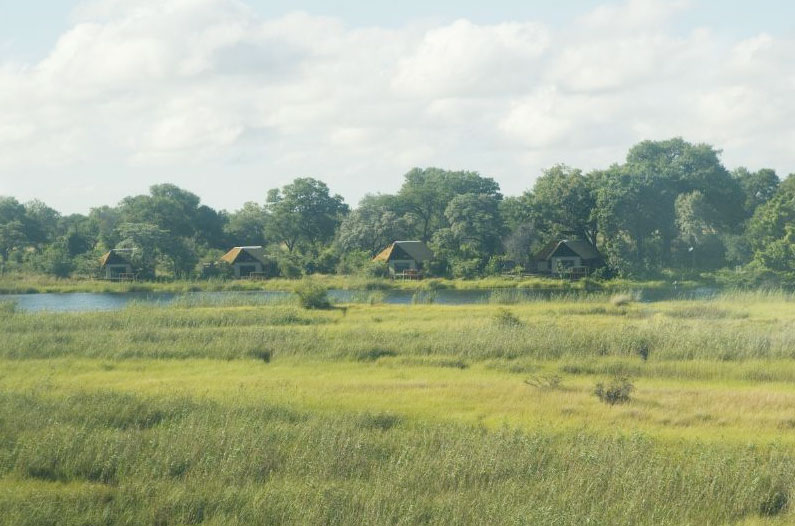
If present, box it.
[99,249,134,280]
[373,241,434,278]
[220,246,271,278]
[534,239,604,277]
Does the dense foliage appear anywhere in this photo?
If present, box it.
[1,137,793,284]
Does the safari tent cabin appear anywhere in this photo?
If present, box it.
[373,241,434,278]
[220,246,270,278]
[534,239,604,277]
[99,249,134,280]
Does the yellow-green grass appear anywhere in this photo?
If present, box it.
[0,271,700,294]
[4,357,795,446]
[2,294,795,525]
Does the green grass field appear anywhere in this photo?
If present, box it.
[1,292,794,525]
[0,272,699,294]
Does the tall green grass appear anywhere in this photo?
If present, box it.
[0,390,792,525]
[3,294,795,525]
[2,296,794,363]
[0,272,709,294]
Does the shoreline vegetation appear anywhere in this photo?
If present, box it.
[0,272,708,295]
[2,293,795,524]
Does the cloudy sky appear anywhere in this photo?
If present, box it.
[1,0,793,214]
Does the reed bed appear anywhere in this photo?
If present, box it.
[1,293,794,525]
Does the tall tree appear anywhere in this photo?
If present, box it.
[444,193,504,257]
[224,202,269,247]
[733,167,780,218]
[396,168,501,241]
[24,200,61,246]
[0,197,29,264]
[336,194,408,256]
[115,222,170,278]
[529,165,597,245]
[266,178,348,253]
[746,177,795,272]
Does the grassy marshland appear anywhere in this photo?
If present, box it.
[0,272,700,294]
[1,293,795,525]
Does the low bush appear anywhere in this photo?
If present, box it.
[760,490,789,516]
[294,280,331,309]
[249,347,272,362]
[594,376,634,405]
[493,308,522,328]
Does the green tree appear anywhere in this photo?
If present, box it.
[24,200,61,246]
[39,239,75,278]
[266,178,348,253]
[119,184,201,239]
[336,194,408,255]
[224,202,269,247]
[431,193,504,277]
[396,168,501,241]
[746,178,795,272]
[529,165,597,245]
[88,206,122,249]
[115,222,170,278]
[0,197,29,265]
[445,193,504,257]
[733,167,780,218]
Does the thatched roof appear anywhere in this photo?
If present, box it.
[535,240,602,261]
[373,241,434,263]
[99,249,132,267]
[220,246,269,265]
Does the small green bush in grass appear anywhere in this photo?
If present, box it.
[760,489,789,516]
[249,347,272,362]
[493,308,522,328]
[294,280,330,309]
[594,376,634,405]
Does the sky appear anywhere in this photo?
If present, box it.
[0,0,794,214]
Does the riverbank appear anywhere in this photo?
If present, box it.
[0,273,704,295]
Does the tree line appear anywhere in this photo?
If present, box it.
[1,137,793,284]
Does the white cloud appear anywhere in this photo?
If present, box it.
[0,0,794,213]
[393,19,549,97]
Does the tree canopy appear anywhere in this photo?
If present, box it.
[1,137,792,284]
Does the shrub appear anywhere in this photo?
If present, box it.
[277,256,302,279]
[760,490,789,516]
[594,376,634,405]
[294,280,331,309]
[636,341,650,361]
[360,261,389,278]
[249,347,272,362]
[493,308,522,328]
